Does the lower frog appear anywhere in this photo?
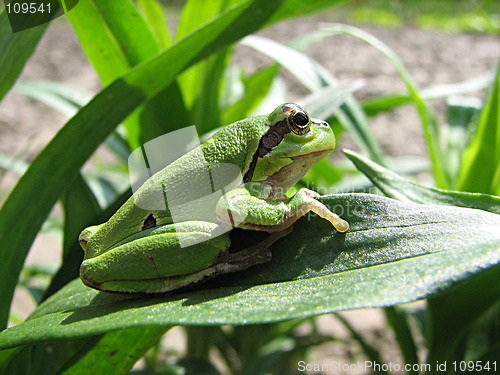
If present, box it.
[79,103,349,293]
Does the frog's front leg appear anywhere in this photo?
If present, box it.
[216,182,349,232]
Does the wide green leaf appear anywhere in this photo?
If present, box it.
[65,0,160,85]
[1,193,499,349]
[136,0,172,49]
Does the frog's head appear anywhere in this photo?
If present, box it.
[250,103,336,194]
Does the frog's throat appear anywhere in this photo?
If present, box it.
[265,148,333,195]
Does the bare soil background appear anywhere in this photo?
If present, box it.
[1,8,499,373]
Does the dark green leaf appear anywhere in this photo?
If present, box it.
[2,327,168,375]
[427,264,500,366]
[1,194,500,348]
[60,326,168,375]
[384,306,419,373]
[334,313,388,374]
[343,149,500,214]
[0,10,47,101]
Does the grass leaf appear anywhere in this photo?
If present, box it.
[456,60,500,195]
[1,193,499,348]
[343,149,500,214]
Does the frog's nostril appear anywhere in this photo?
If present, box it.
[319,121,329,127]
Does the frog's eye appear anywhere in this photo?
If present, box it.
[289,109,310,135]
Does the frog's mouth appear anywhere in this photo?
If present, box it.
[266,148,334,192]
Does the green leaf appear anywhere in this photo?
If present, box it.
[1,193,499,349]
[63,0,186,149]
[0,0,290,329]
[334,313,389,374]
[457,60,500,195]
[175,0,236,109]
[221,65,279,125]
[384,306,419,373]
[136,0,173,49]
[65,0,160,85]
[343,149,500,214]
[362,74,492,117]
[427,264,500,366]
[241,35,386,165]
[2,326,168,374]
[0,10,47,102]
[322,23,448,188]
[60,326,169,375]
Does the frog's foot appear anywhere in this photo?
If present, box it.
[302,189,349,232]
[283,188,349,232]
[214,226,293,274]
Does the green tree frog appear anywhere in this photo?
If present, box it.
[79,103,349,293]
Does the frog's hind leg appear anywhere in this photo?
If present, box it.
[214,226,293,275]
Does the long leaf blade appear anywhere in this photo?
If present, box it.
[1,193,499,348]
[0,10,47,101]
[343,149,500,214]
[456,60,500,195]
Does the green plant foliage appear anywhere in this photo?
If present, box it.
[1,0,499,372]
[0,10,48,102]
[343,150,500,214]
[1,193,499,351]
[0,0,347,330]
[457,60,500,195]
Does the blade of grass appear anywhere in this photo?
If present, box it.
[0,10,47,101]
[14,80,131,161]
[14,80,92,117]
[343,149,500,214]
[456,60,500,195]
[384,306,419,374]
[363,74,492,117]
[64,0,187,149]
[136,0,172,49]
[241,35,386,165]
[321,23,448,188]
[175,0,236,109]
